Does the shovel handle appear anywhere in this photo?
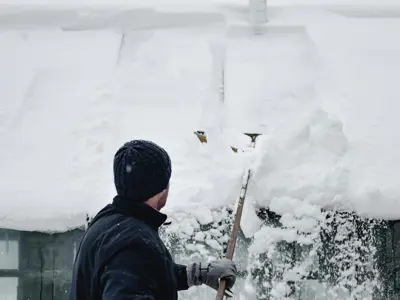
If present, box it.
[214,135,259,300]
[216,279,227,300]
[215,170,251,300]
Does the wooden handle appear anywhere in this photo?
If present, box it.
[216,279,227,300]
[215,134,259,300]
[215,169,251,300]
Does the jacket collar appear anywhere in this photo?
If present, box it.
[111,195,168,230]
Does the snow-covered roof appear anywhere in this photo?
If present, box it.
[1,3,400,232]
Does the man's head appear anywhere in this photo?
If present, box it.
[113,140,172,210]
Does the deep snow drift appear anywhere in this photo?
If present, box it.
[0,0,399,232]
[0,27,247,231]
[244,110,350,236]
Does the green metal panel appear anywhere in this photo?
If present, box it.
[0,228,84,300]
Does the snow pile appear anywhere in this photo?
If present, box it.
[308,17,400,220]
[236,110,386,298]
[164,133,248,214]
[1,0,400,234]
[0,28,251,232]
[0,30,122,232]
[245,197,382,299]
[163,206,233,258]
[107,28,251,216]
[247,109,350,213]
[223,25,318,135]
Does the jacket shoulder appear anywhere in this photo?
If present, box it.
[96,214,165,259]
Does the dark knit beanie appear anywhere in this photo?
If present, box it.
[113,140,172,202]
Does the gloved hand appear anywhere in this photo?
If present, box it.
[187,258,237,297]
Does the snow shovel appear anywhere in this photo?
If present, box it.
[215,133,260,300]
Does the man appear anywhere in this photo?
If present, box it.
[69,140,237,300]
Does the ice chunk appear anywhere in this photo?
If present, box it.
[194,232,205,242]
[205,239,222,251]
[193,207,214,225]
[240,197,263,238]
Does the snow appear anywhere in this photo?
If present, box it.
[223,25,318,134]
[240,196,263,238]
[1,2,400,297]
[247,110,350,212]
[0,25,251,232]
[0,0,398,228]
[268,0,400,5]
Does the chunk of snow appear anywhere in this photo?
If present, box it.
[185,244,199,252]
[249,227,298,255]
[208,228,222,238]
[240,197,263,238]
[248,110,350,211]
[193,207,214,225]
[194,232,206,242]
[280,213,319,233]
[205,239,222,251]
[178,218,199,236]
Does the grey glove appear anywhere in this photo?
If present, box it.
[187,258,237,297]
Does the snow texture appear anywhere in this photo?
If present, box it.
[1,1,400,299]
[0,0,399,230]
[0,26,250,232]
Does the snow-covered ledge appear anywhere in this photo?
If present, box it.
[0,7,226,30]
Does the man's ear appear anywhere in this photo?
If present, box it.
[159,188,169,199]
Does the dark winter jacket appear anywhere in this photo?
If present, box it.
[69,195,189,300]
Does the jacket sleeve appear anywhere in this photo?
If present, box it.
[100,245,158,300]
[174,263,190,291]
